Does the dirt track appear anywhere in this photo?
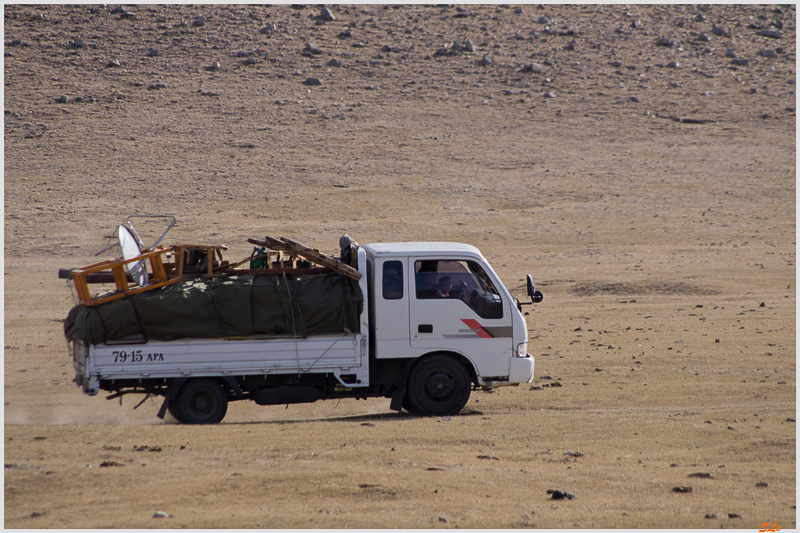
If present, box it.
[4,3,796,528]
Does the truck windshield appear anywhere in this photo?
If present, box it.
[414,260,503,319]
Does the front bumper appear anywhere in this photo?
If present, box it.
[508,354,535,383]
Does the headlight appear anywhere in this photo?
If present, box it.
[516,342,528,357]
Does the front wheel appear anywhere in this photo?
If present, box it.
[172,378,228,424]
[405,355,471,416]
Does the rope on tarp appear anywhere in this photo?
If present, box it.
[123,294,149,344]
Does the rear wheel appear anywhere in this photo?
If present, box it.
[406,355,471,416]
[166,400,183,422]
[172,378,228,424]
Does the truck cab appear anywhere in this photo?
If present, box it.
[365,243,535,414]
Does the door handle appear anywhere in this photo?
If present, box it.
[418,324,433,333]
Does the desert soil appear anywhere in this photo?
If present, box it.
[3,3,796,529]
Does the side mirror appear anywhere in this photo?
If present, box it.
[527,274,543,304]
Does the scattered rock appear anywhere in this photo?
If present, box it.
[99,460,124,467]
[656,37,674,47]
[563,451,584,458]
[463,38,475,52]
[547,489,575,500]
[521,63,543,74]
[56,95,69,103]
[728,513,741,519]
[731,58,750,66]
[711,25,727,36]
[476,53,493,66]
[543,91,557,98]
[303,77,322,86]
[755,481,768,487]
[704,513,717,519]
[757,30,782,39]
[260,23,276,34]
[667,61,681,69]
[153,511,169,518]
[688,472,713,479]
[476,455,500,460]
[757,50,778,59]
[147,48,159,57]
[303,42,323,56]
[106,59,121,68]
[133,445,163,452]
[536,16,550,24]
[327,57,345,67]
[671,486,692,493]
[315,7,334,22]
[192,17,205,27]
[204,61,221,71]
[438,517,448,523]
[147,83,167,90]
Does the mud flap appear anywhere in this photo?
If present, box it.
[389,386,404,412]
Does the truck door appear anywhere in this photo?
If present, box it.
[409,258,513,378]
[373,257,414,359]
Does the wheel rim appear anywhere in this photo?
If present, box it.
[188,391,214,418]
[425,370,455,400]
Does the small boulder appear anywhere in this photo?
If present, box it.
[303,42,323,55]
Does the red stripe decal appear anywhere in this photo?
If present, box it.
[461,319,493,338]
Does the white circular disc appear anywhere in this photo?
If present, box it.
[118,225,147,287]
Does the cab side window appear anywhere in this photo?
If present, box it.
[382,261,403,300]
[414,260,503,319]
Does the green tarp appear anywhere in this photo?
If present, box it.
[64,273,363,344]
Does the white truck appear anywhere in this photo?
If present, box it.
[69,240,543,423]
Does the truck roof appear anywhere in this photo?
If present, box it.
[363,242,484,258]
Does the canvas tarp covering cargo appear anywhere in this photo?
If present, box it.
[64,273,363,344]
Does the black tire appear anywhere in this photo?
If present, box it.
[406,355,471,416]
[166,400,183,422]
[172,378,228,424]
[402,395,419,415]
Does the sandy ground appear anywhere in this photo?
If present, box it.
[4,3,796,529]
